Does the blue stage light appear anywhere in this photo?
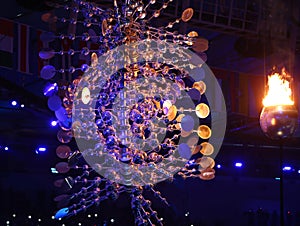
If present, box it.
[11,100,17,106]
[235,162,243,167]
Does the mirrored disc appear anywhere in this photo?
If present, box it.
[88,28,98,43]
[178,143,192,160]
[181,8,194,22]
[192,145,201,155]
[192,81,206,95]
[188,88,200,101]
[48,95,62,111]
[167,105,177,121]
[57,130,73,144]
[39,49,55,60]
[40,31,56,42]
[181,115,194,132]
[197,125,211,139]
[195,103,210,118]
[197,156,215,169]
[55,162,70,173]
[187,31,198,38]
[55,107,68,122]
[199,168,215,180]
[81,87,91,104]
[56,145,72,159]
[193,37,209,52]
[187,135,199,147]
[175,114,185,129]
[41,65,56,80]
[200,142,214,155]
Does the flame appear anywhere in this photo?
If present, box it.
[262,69,294,107]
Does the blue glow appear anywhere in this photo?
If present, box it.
[51,120,58,127]
[283,166,292,171]
[275,177,281,180]
[43,83,58,97]
[51,167,58,173]
[216,164,221,168]
[38,147,47,152]
[20,104,25,108]
[11,100,17,106]
[298,170,300,174]
[4,146,8,151]
[235,162,243,167]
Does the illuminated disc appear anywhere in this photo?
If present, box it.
[102,19,108,36]
[187,31,198,38]
[199,168,215,180]
[186,135,198,147]
[163,100,172,114]
[188,88,200,101]
[192,145,201,155]
[195,103,210,118]
[192,81,206,95]
[197,125,211,139]
[181,129,193,137]
[57,130,73,144]
[181,8,194,22]
[167,105,177,121]
[200,142,214,156]
[48,95,62,111]
[193,37,209,52]
[181,115,194,132]
[178,143,192,160]
[39,49,55,60]
[55,162,70,173]
[41,65,56,80]
[81,87,91,104]
[197,156,215,169]
[55,107,68,122]
[175,114,185,129]
[56,145,72,159]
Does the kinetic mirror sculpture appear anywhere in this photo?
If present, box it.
[39,0,226,225]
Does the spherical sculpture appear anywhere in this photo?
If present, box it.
[260,105,298,140]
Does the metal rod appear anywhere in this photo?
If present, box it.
[279,141,284,226]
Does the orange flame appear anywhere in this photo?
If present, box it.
[262,68,294,107]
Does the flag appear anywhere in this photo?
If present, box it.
[0,18,14,68]
[17,23,30,73]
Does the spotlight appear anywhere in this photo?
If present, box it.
[11,100,17,106]
[110,219,115,223]
[4,146,8,151]
[275,177,281,180]
[51,120,58,127]
[298,170,300,174]
[283,166,292,171]
[12,214,16,218]
[38,219,41,222]
[88,214,91,218]
[38,147,47,152]
[216,164,221,169]
[235,162,243,168]
[20,104,25,108]
[28,215,31,219]
[6,221,9,225]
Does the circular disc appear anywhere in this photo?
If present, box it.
[199,168,215,180]
[88,28,98,43]
[41,65,56,80]
[175,114,185,129]
[188,88,201,101]
[195,103,210,118]
[200,142,214,155]
[181,115,194,132]
[178,143,192,160]
[197,125,212,139]
[39,49,55,60]
[198,156,215,169]
[187,31,198,38]
[192,81,206,95]
[55,162,70,173]
[187,135,199,147]
[81,87,91,104]
[56,145,72,159]
[167,105,177,121]
[48,95,62,111]
[55,107,68,122]
[57,130,73,144]
[193,37,209,52]
[163,100,172,114]
[102,19,108,36]
[181,8,194,22]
